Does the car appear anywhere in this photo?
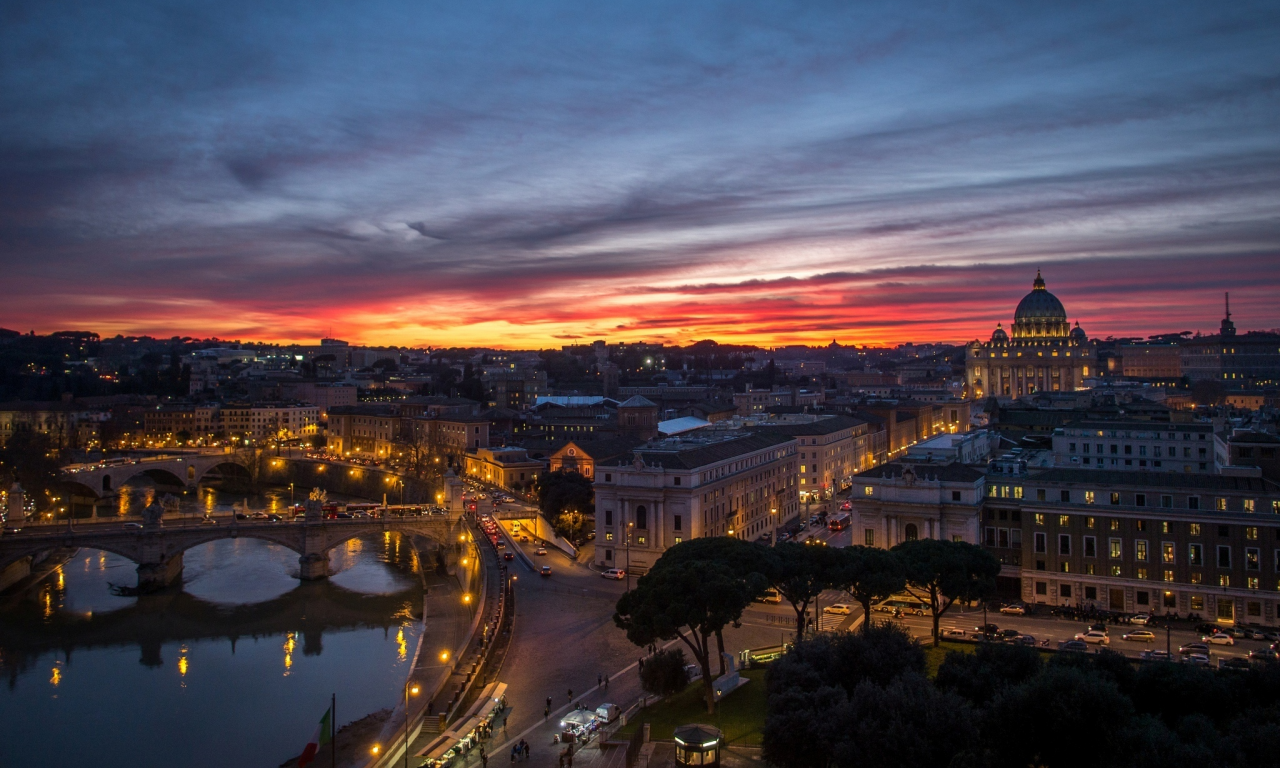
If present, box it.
[975,623,999,635]
[1123,630,1157,643]
[1194,622,1220,635]
[503,551,514,561]
[1248,649,1280,663]
[999,603,1027,615]
[1058,640,1089,652]
[823,604,853,616]
[601,568,626,580]
[1179,642,1210,655]
[200,517,218,525]
[1087,623,1110,635]
[535,547,547,556]
[539,565,552,577]
[1140,650,1173,662]
[1131,614,1151,625]
[1012,635,1038,646]
[1204,633,1235,645]
[1220,657,1251,672]
[1185,653,1211,667]
[809,515,821,525]
[1264,631,1280,643]
[268,514,283,522]
[995,629,1022,641]
[2,526,21,534]
[123,522,144,530]
[495,541,506,549]
[1075,631,1110,645]
[943,628,967,638]
[520,535,530,542]
[839,501,852,512]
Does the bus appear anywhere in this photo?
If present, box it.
[827,513,850,532]
[874,594,929,615]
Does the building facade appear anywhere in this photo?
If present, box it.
[1052,421,1216,474]
[592,433,798,574]
[966,272,1097,400]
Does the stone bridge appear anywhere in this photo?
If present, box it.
[0,513,463,591]
[61,453,255,497]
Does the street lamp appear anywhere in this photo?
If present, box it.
[626,521,635,591]
[770,507,778,548]
[403,680,421,768]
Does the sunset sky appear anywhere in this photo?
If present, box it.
[2,1,1278,349]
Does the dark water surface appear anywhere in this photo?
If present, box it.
[0,488,426,768]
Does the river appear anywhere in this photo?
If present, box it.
[0,485,428,768]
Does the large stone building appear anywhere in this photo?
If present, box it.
[1180,296,1280,386]
[853,458,1280,624]
[966,272,1097,400]
[592,432,799,574]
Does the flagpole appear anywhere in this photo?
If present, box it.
[331,693,337,768]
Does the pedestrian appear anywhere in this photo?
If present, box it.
[597,673,603,687]
[603,673,609,689]
[567,688,573,701]
[544,705,550,720]
[510,746,517,765]
[638,657,644,672]
[558,752,565,768]
[547,696,553,709]
[428,701,434,716]
[521,740,529,760]
[482,749,488,768]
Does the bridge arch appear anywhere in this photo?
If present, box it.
[194,461,252,486]
[117,467,188,490]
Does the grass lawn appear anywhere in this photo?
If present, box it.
[923,640,977,677]
[617,668,768,746]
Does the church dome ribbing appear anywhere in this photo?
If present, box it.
[1013,270,1068,324]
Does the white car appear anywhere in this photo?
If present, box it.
[601,568,626,580]
[823,604,853,616]
[1075,631,1110,645]
[1131,614,1151,625]
[999,603,1026,615]
[535,547,548,556]
[1123,630,1157,643]
[1204,633,1235,646]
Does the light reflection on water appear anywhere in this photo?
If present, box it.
[0,521,426,768]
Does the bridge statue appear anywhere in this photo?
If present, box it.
[142,499,165,528]
[304,488,326,522]
[6,483,24,525]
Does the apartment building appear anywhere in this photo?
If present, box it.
[755,415,873,501]
[1051,421,1215,473]
[326,404,400,458]
[851,462,987,549]
[592,432,798,574]
[219,403,320,441]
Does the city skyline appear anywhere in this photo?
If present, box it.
[4,2,1279,347]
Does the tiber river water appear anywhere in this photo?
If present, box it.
[0,485,426,768]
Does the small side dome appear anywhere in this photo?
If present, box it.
[1069,321,1086,343]
[991,323,1008,343]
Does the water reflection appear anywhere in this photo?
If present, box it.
[0,529,427,768]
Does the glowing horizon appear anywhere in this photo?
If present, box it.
[3,3,1278,349]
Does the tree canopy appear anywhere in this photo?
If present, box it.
[891,538,1000,645]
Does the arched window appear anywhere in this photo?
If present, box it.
[635,505,647,530]
[904,523,919,541]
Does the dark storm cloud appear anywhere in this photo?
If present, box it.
[1,0,1279,343]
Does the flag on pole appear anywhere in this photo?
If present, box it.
[297,704,333,768]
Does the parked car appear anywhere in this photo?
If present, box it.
[540,565,552,577]
[999,603,1026,615]
[1194,622,1220,635]
[995,629,1021,641]
[1131,614,1151,625]
[1219,657,1251,672]
[974,623,999,635]
[1140,650,1172,662]
[1185,653,1211,667]
[943,628,967,638]
[1075,631,1110,645]
[1248,649,1280,663]
[1013,635,1037,646]
[1123,630,1157,643]
[1204,633,1235,645]
[1058,640,1089,652]
[824,604,853,616]
[601,568,626,580]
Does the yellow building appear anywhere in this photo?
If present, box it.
[966,272,1096,400]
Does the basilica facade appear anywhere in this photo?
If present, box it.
[966,272,1096,400]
